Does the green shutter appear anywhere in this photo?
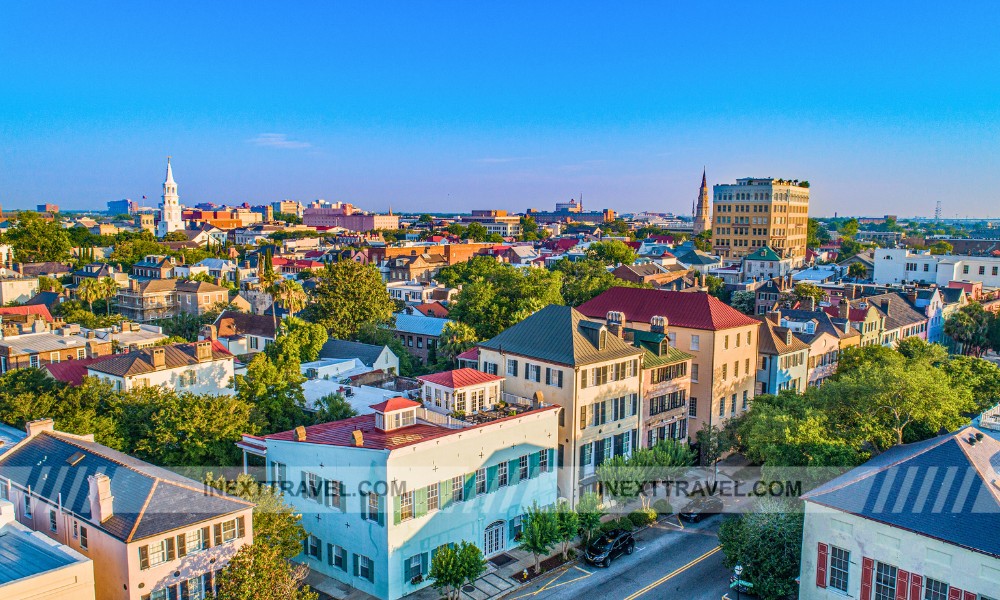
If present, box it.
[420,552,429,575]
[236,516,245,538]
[529,452,540,478]
[393,494,401,525]
[464,472,475,500]
[138,545,149,570]
[214,523,222,546]
[486,465,499,493]
[339,482,347,513]
[176,533,187,558]
[165,537,176,561]
[440,478,453,507]
[509,459,521,485]
[414,487,428,518]
[377,495,386,527]
[548,449,555,472]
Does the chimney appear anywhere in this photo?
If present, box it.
[352,430,364,447]
[295,426,307,442]
[195,340,212,362]
[908,290,918,305]
[0,499,15,527]
[837,300,849,319]
[606,311,625,337]
[881,298,891,316]
[786,330,793,345]
[25,418,54,438]
[767,310,782,325]
[150,347,166,370]
[802,296,816,312]
[650,315,668,335]
[199,324,218,341]
[88,474,114,523]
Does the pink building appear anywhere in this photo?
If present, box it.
[302,201,399,231]
[0,420,254,600]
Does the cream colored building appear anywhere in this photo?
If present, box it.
[86,340,235,395]
[712,177,810,266]
[577,288,760,437]
[477,305,644,504]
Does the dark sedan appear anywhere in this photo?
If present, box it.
[584,529,635,568]
[678,495,724,522]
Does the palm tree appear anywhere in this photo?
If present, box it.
[76,278,100,313]
[276,279,307,319]
[257,251,282,333]
[99,276,118,316]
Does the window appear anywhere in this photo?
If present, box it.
[329,544,347,571]
[407,554,423,580]
[722,364,727,380]
[186,575,209,600]
[745,358,750,375]
[924,578,948,600]
[724,335,729,349]
[691,364,699,383]
[742,390,749,410]
[873,561,897,600]
[452,476,464,502]
[306,472,321,501]
[507,359,519,377]
[357,554,374,582]
[249,336,259,350]
[545,367,563,387]
[49,509,57,532]
[23,494,31,518]
[980,266,986,275]
[690,335,700,351]
[30,355,39,368]
[186,528,207,554]
[77,348,86,359]
[827,546,849,591]
[147,539,170,567]
[519,455,529,480]
[427,483,439,511]
[220,518,239,543]
[476,468,486,494]
[527,364,541,382]
[367,492,379,521]
[539,449,549,473]
[498,462,509,487]
[271,461,287,484]
[306,535,321,559]
[963,265,970,274]
[718,399,725,417]
[731,394,737,414]
[400,491,414,521]
[688,398,697,417]
[80,525,88,550]
[591,366,608,386]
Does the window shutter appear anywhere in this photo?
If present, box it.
[414,487,428,518]
[176,533,187,558]
[815,543,828,588]
[580,369,587,388]
[340,482,347,513]
[860,557,873,600]
[963,592,977,600]
[487,465,499,493]
[139,545,150,570]
[302,537,309,556]
[545,368,551,385]
[393,494,402,525]
[548,449,555,470]
[353,554,360,576]
[947,589,963,600]
[895,570,908,600]
[201,526,210,549]
[236,516,246,538]
[440,478,453,507]
[328,543,334,566]
[529,452,540,478]
[377,495,385,527]
[464,472,475,500]
[420,552,428,575]
[317,540,322,561]
[165,537,176,561]
[179,581,188,599]
[509,459,521,485]
[214,524,223,547]
[908,574,922,600]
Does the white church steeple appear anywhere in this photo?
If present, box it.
[157,156,184,237]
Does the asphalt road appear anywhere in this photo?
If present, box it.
[506,514,744,600]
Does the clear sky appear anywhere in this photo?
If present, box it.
[2,1,999,217]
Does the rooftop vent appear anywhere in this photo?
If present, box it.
[294,426,307,442]
[66,451,86,467]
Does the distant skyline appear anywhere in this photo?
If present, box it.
[2,2,999,218]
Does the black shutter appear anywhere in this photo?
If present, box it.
[165,537,176,561]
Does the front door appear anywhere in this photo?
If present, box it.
[484,520,506,557]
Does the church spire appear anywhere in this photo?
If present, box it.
[693,168,711,236]
[165,156,175,185]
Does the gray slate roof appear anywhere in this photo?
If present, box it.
[479,304,642,367]
[0,432,250,542]
[390,313,450,337]
[319,339,391,367]
[802,427,1000,558]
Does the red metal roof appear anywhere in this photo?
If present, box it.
[44,356,105,386]
[368,397,421,413]
[577,287,760,331]
[456,347,480,361]
[417,368,503,389]
[0,304,54,322]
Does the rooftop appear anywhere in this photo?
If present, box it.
[417,368,504,389]
[577,287,760,331]
[87,340,232,377]
[0,505,89,585]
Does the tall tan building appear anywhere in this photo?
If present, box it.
[692,169,711,236]
[711,177,810,266]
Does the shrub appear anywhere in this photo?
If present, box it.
[629,508,657,528]
[598,520,620,535]
[652,499,673,515]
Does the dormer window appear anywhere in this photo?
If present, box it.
[598,329,607,350]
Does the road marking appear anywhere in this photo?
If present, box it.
[508,565,595,599]
[622,545,722,600]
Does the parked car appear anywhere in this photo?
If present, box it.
[584,529,635,568]
[678,495,724,522]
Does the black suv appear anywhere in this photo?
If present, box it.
[679,495,724,523]
[584,529,635,568]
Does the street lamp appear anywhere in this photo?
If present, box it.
[734,565,744,600]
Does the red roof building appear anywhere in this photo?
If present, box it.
[577,287,759,331]
[417,368,503,389]
[0,304,54,323]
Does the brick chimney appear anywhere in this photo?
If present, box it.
[802,296,816,312]
[837,300,849,319]
[606,311,625,337]
[199,324,218,341]
[25,418,54,438]
[881,298,891,316]
[195,340,213,362]
[767,310,782,325]
[650,315,668,335]
[150,347,166,370]
[88,474,114,523]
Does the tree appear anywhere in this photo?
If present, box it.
[236,352,309,434]
[312,392,357,423]
[519,503,560,574]
[839,218,859,239]
[929,240,953,255]
[586,240,637,266]
[696,423,733,468]
[205,472,307,560]
[132,390,253,466]
[76,278,102,313]
[703,274,726,300]
[596,455,642,514]
[550,259,647,307]
[304,261,395,339]
[790,282,825,307]
[37,275,63,292]
[418,214,434,224]
[730,290,756,315]
[575,492,604,548]
[275,278,307,317]
[437,321,479,365]
[258,251,283,334]
[942,355,1000,412]
[693,230,713,252]
[213,542,318,600]
[554,501,580,560]
[108,237,172,268]
[99,276,118,316]
[465,222,489,242]
[429,541,486,600]
[847,261,868,280]
[806,218,831,249]
[718,500,804,600]
[267,316,328,363]
[520,215,539,241]
[944,302,995,357]
[0,211,72,262]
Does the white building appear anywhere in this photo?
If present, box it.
[800,427,1000,600]
[937,255,1000,289]
[416,368,504,416]
[237,396,559,600]
[156,158,184,237]
[86,341,235,394]
[871,248,941,285]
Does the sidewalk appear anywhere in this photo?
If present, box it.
[406,546,547,600]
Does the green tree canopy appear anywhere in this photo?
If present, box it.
[0,212,72,263]
[519,503,560,574]
[586,240,637,266]
[213,542,317,600]
[718,500,804,600]
[312,392,358,423]
[550,258,647,306]
[205,472,307,560]
[303,261,394,339]
[236,352,310,434]
[428,541,486,600]
[267,316,328,363]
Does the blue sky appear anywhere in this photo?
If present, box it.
[2,2,999,217]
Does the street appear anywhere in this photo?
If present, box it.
[506,515,742,600]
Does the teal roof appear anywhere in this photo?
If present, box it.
[744,246,782,262]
